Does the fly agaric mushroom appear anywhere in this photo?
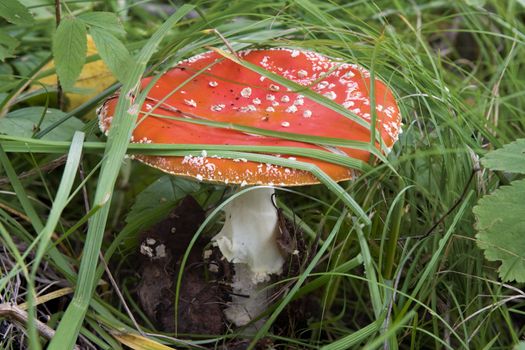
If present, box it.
[98,48,401,328]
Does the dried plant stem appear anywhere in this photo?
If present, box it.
[54,0,64,110]
[0,155,67,186]
[0,303,80,350]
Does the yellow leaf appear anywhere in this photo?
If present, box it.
[18,287,74,310]
[111,331,177,350]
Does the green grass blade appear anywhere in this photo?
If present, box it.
[320,320,381,350]
[356,224,383,319]
[26,131,84,349]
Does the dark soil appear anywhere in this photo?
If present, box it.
[136,196,226,335]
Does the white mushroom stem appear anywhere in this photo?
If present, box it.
[212,187,285,328]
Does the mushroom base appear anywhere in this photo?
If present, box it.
[223,263,271,329]
[212,187,285,327]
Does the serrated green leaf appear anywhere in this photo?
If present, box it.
[481,138,525,174]
[474,178,525,282]
[89,27,134,84]
[126,175,200,224]
[52,17,87,91]
[79,12,126,37]
[0,30,19,61]
[0,0,34,25]
[0,107,84,141]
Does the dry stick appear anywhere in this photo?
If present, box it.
[0,155,67,186]
[97,252,145,336]
[204,28,238,58]
[54,0,64,110]
[0,202,32,223]
[0,303,80,350]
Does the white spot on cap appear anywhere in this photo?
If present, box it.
[269,84,280,91]
[281,121,290,127]
[266,107,275,112]
[211,104,225,111]
[297,69,308,78]
[303,110,312,118]
[184,99,197,107]
[240,105,257,113]
[291,50,300,57]
[281,95,290,103]
[252,98,261,105]
[323,91,337,100]
[318,81,329,89]
[196,174,203,181]
[241,87,252,98]
[294,98,304,106]
[266,94,275,101]
[286,105,298,113]
[209,81,218,87]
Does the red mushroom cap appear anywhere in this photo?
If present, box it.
[98,48,401,186]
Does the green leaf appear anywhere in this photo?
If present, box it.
[0,107,85,141]
[0,0,34,25]
[474,178,525,282]
[0,30,19,61]
[125,175,200,224]
[481,138,525,174]
[514,341,525,350]
[78,12,126,37]
[89,27,135,84]
[52,17,87,91]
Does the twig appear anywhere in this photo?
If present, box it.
[0,155,67,186]
[98,252,145,336]
[54,0,64,110]
[203,28,238,58]
[0,202,32,223]
[0,303,80,350]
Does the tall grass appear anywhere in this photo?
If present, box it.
[0,0,524,349]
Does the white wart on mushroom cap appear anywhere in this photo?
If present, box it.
[98,48,402,186]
